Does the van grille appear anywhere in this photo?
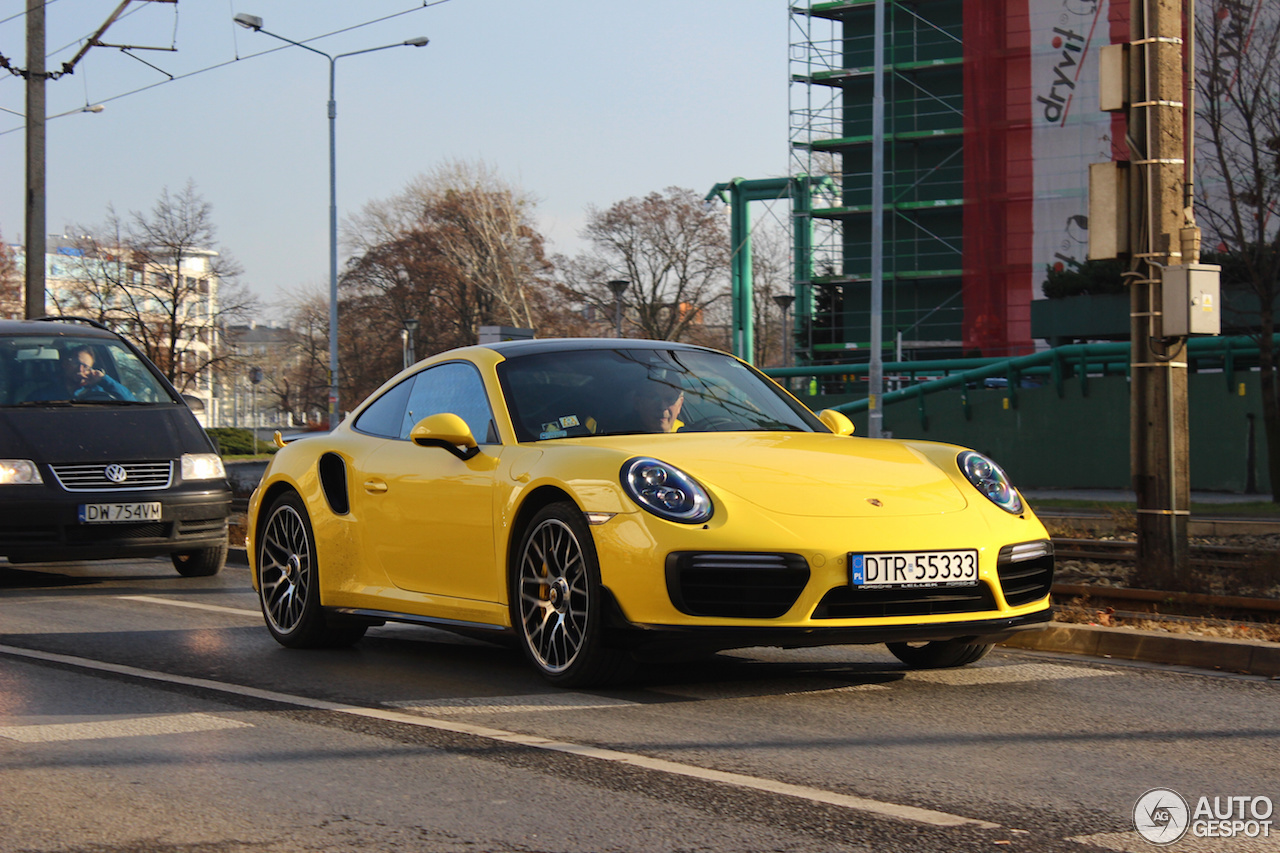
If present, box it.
[50,461,173,492]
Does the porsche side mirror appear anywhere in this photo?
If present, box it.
[817,409,855,436]
[410,413,480,460]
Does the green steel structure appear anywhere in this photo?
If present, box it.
[706,176,833,364]
[789,0,967,364]
[764,336,1278,494]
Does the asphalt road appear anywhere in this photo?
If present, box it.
[1,558,1277,853]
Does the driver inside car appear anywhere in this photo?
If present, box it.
[25,345,136,402]
[626,381,683,433]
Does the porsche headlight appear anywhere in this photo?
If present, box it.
[0,459,43,485]
[181,453,227,481]
[958,450,1022,514]
[621,457,713,524]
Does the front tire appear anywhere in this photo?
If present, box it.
[171,541,227,577]
[886,639,993,669]
[510,502,633,686]
[257,491,366,649]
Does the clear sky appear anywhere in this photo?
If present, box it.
[1,0,792,319]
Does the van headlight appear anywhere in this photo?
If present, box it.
[181,453,227,481]
[0,459,43,485]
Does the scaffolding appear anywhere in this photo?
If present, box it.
[789,0,968,365]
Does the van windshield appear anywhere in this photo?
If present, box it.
[0,335,176,407]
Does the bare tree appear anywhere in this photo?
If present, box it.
[749,219,794,366]
[560,187,730,343]
[1196,0,1280,499]
[339,161,556,398]
[52,182,255,395]
[0,231,19,319]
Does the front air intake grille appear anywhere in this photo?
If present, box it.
[50,461,173,492]
[813,583,999,619]
[997,541,1055,606]
[666,552,810,618]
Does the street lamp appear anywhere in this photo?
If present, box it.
[249,366,264,455]
[403,318,419,369]
[607,280,629,338]
[772,293,795,368]
[234,13,428,429]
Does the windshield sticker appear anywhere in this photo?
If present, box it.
[539,428,568,440]
[559,415,580,428]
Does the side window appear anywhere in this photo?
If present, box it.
[353,378,413,438]
[399,362,496,443]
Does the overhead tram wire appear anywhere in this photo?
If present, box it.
[0,0,453,137]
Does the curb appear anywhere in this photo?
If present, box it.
[1000,623,1280,678]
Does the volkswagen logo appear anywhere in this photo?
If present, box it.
[104,464,128,484]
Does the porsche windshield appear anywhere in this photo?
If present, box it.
[498,347,823,441]
[0,335,175,407]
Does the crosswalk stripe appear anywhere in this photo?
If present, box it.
[908,663,1120,685]
[0,712,251,743]
[118,596,261,617]
[391,693,640,714]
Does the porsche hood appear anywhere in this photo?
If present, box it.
[598,433,971,518]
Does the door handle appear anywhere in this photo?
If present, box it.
[363,479,388,494]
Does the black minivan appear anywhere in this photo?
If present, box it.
[0,317,232,575]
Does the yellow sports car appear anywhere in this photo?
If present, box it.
[247,339,1053,686]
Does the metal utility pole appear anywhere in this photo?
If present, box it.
[868,0,886,438]
[1128,0,1192,588]
[23,0,46,319]
[21,0,161,318]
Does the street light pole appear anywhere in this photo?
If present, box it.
[403,318,419,369]
[607,280,629,338]
[233,14,427,428]
[772,293,795,368]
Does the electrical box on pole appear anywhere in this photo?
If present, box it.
[1161,264,1222,337]
[1088,162,1130,260]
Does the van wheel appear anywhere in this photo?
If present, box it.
[171,541,227,577]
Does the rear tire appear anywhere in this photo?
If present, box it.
[171,541,227,577]
[510,502,634,687]
[257,491,366,649]
[886,639,993,669]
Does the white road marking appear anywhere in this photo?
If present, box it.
[0,712,251,743]
[908,663,1119,685]
[391,693,640,714]
[0,643,997,830]
[118,596,261,617]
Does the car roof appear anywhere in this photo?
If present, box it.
[480,338,722,358]
[0,317,121,341]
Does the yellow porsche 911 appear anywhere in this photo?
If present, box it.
[247,339,1053,686]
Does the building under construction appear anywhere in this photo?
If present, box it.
[788,0,1123,362]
